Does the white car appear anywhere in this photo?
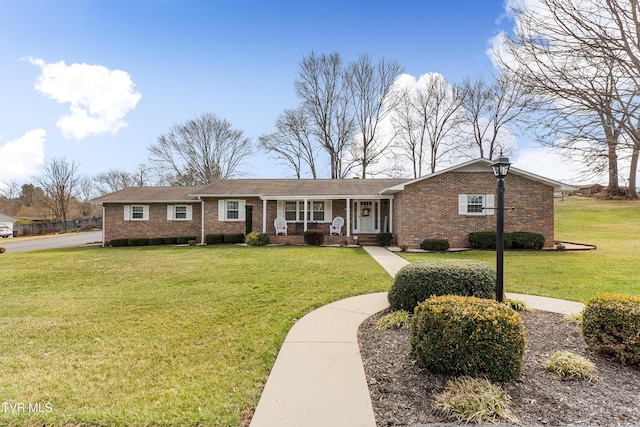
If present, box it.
[0,225,12,238]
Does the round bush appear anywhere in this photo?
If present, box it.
[582,293,640,366]
[245,232,270,246]
[376,232,393,247]
[304,230,324,246]
[388,260,496,312]
[411,295,526,382]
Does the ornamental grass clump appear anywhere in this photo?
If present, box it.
[411,295,526,382]
[375,310,410,330]
[245,232,270,246]
[544,351,598,381]
[433,376,519,424]
[582,293,640,366]
[388,260,495,312]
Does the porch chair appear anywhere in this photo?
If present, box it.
[329,216,344,235]
[274,217,288,235]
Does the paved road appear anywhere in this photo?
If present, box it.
[0,231,103,253]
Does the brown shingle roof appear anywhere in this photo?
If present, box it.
[194,179,409,197]
[91,186,200,203]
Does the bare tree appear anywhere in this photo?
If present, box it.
[34,157,81,222]
[149,112,252,186]
[460,73,533,160]
[295,52,355,178]
[494,0,640,198]
[389,73,465,176]
[0,181,22,216]
[258,108,318,178]
[94,169,138,195]
[346,54,404,178]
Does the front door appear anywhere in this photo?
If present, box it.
[354,201,377,233]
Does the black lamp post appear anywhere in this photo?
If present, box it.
[491,155,511,303]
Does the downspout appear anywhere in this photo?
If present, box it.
[303,197,308,231]
[200,198,205,244]
[262,198,267,233]
[102,206,106,247]
[346,198,351,237]
[389,197,393,234]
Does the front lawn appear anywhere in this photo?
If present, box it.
[400,196,640,302]
[0,245,391,426]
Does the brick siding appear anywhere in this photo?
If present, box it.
[394,171,554,248]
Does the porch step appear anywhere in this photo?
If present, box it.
[355,235,379,246]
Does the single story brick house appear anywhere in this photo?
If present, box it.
[92,159,574,248]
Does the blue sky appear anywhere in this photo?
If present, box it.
[0,0,583,188]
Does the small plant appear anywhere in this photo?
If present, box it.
[375,310,410,330]
[504,298,531,312]
[433,376,519,424]
[304,230,324,246]
[376,232,393,247]
[420,238,450,251]
[0,247,5,254]
[544,351,598,381]
[566,311,583,326]
[556,242,567,251]
[245,232,270,246]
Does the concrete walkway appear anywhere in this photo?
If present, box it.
[249,246,585,427]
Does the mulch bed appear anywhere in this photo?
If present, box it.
[358,309,640,426]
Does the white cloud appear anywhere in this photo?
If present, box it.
[0,129,46,186]
[512,145,587,184]
[28,58,142,140]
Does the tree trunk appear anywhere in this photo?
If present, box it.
[627,145,639,199]
[607,140,621,195]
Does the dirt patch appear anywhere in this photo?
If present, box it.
[359,309,640,426]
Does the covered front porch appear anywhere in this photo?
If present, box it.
[258,196,394,239]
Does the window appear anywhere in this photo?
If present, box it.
[175,205,187,219]
[226,201,239,219]
[124,205,149,221]
[167,205,192,221]
[311,201,324,221]
[458,194,494,216]
[284,201,298,221]
[467,195,484,213]
[218,200,246,221]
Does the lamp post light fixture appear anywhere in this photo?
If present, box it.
[492,155,511,303]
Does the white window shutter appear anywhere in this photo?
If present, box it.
[325,200,332,221]
[218,200,225,221]
[458,195,468,215]
[142,205,150,221]
[238,200,246,221]
[124,205,131,221]
[167,205,174,221]
[186,205,193,221]
[485,195,495,216]
[276,200,284,219]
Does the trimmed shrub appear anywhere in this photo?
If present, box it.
[148,237,165,246]
[411,295,526,382]
[176,236,193,245]
[127,238,149,246]
[376,232,393,247]
[421,239,450,251]
[245,232,270,246]
[163,237,178,245]
[469,231,497,249]
[582,293,640,366]
[205,234,224,244]
[388,260,496,312]
[509,231,545,250]
[109,238,129,247]
[304,230,324,246]
[223,233,245,244]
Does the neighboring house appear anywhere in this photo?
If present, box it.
[92,159,575,248]
[0,213,16,238]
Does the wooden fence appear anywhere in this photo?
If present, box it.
[14,218,102,236]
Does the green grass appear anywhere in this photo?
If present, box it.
[399,197,640,302]
[0,245,391,426]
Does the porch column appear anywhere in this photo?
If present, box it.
[389,198,393,233]
[346,198,351,237]
[262,198,267,233]
[303,198,308,231]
